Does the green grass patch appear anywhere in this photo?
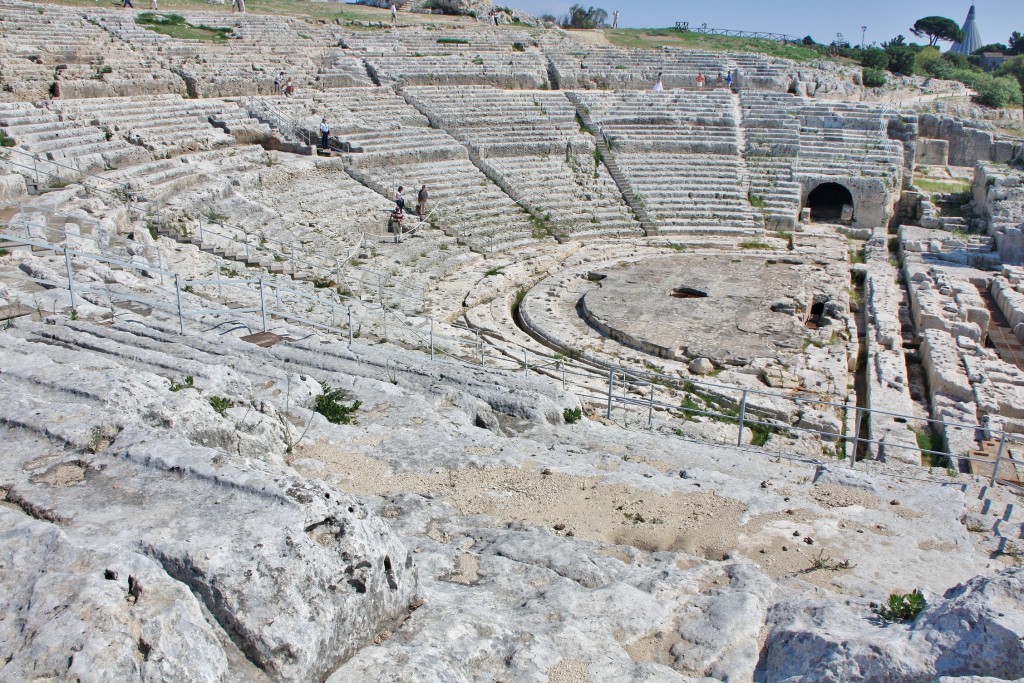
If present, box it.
[563,407,582,424]
[437,37,470,45]
[0,130,14,147]
[913,178,972,195]
[603,28,827,62]
[740,240,771,249]
[747,192,766,209]
[136,13,231,42]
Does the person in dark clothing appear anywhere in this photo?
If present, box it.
[416,185,428,218]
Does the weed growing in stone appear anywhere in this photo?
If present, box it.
[808,549,855,571]
[315,381,361,425]
[563,407,582,424]
[877,590,926,622]
[169,375,194,392]
[209,396,233,415]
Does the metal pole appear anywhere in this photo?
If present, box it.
[382,304,387,340]
[259,278,268,332]
[850,409,862,469]
[478,335,484,365]
[33,154,40,188]
[174,274,185,334]
[64,249,76,313]
[244,232,250,262]
[348,307,353,347]
[524,350,528,376]
[429,317,434,360]
[331,304,336,328]
[606,367,615,420]
[216,265,221,296]
[990,432,1008,487]
[562,364,566,391]
[736,389,748,447]
[648,382,655,428]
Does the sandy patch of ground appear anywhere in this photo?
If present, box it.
[299,445,865,588]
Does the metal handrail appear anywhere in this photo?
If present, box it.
[673,23,799,43]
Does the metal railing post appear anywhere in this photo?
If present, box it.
[259,278,268,332]
[478,334,484,365]
[348,307,353,347]
[606,367,615,420]
[990,432,1008,488]
[736,389,748,447]
[648,382,655,428]
[32,154,40,188]
[174,274,185,334]
[429,317,434,360]
[850,408,862,468]
[382,304,387,340]
[64,248,76,313]
[524,350,528,376]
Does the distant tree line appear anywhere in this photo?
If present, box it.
[800,18,1023,109]
[539,4,609,30]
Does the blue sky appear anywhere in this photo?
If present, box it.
[509,0,1022,47]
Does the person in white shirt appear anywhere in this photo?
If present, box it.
[390,2,397,26]
[319,117,330,149]
[652,72,664,92]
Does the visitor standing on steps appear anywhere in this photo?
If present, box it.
[416,185,428,219]
[274,73,283,95]
[612,10,619,29]
[284,78,295,96]
[652,72,664,93]
[390,2,397,26]
[395,186,406,213]
[121,0,133,9]
[149,0,157,9]
[696,73,705,89]
[319,117,330,150]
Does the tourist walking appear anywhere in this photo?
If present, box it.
[696,73,705,89]
[149,0,157,9]
[319,117,330,149]
[284,78,295,96]
[390,2,397,26]
[416,185,428,219]
[612,10,619,29]
[395,186,405,213]
[274,73,283,95]
[122,0,134,9]
[652,72,664,93]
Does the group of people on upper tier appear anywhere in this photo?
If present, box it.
[653,71,734,92]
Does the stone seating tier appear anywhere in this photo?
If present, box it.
[365,54,549,89]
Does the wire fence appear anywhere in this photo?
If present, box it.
[4,226,1024,493]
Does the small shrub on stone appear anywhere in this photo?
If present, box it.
[563,407,582,424]
[862,67,887,88]
[877,589,926,622]
[315,381,361,425]
[209,396,233,415]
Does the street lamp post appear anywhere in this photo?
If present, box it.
[861,26,867,49]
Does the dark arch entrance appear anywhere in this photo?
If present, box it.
[806,183,854,223]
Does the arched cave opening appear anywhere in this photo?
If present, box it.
[806,182,854,223]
